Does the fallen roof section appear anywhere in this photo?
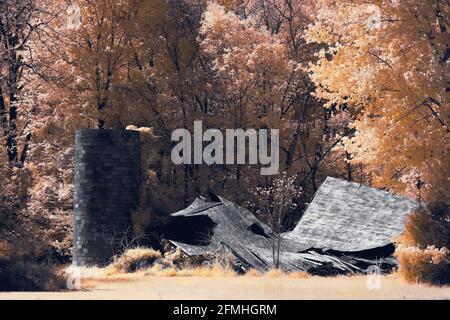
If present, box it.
[283,177,420,252]
[165,177,420,274]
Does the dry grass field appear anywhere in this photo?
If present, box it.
[0,268,449,300]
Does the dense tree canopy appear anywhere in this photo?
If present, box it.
[306,0,449,203]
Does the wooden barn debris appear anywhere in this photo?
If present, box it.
[165,177,419,275]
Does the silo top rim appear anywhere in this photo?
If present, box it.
[75,129,140,136]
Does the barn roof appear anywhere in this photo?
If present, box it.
[166,177,420,274]
[283,177,420,252]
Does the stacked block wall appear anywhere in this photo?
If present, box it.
[73,129,140,266]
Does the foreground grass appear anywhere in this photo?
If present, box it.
[1,247,448,298]
[1,269,449,299]
[75,264,310,283]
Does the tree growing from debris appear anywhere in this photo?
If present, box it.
[251,172,302,268]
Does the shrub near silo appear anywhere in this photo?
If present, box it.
[109,248,162,273]
[395,202,450,285]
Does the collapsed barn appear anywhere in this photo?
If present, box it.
[165,177,420,275]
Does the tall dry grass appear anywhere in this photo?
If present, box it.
[0,259,67,291]
[108,247,162,273]
[74,247,311,281]
[0,241,68,291]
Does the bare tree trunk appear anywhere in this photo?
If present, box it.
[0,87,8,135]
[6,47,21,163]
[273,196,284,268]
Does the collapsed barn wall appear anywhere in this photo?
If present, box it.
[72,129,140,266]
[167,178,420,274]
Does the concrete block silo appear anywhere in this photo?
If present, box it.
[73,129,140,266]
